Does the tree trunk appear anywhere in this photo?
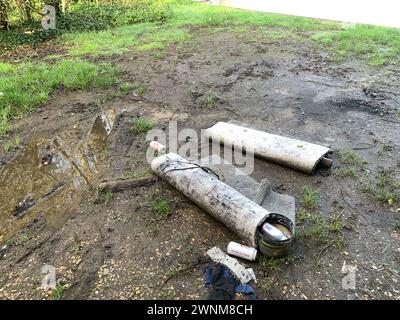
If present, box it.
[47,0,62,17]
[0,0,8,29]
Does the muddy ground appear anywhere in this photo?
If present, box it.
[0,27,399,300]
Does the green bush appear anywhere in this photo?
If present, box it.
[0,1,172,52]
[58,2,171,32]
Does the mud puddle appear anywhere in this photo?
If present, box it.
[0,109,117,243]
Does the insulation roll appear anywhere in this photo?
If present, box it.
[204,121,331,174]
[151,153,271,247]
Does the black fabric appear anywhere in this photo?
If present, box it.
[204,263,237,300]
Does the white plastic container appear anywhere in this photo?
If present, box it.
[227,241,257,261]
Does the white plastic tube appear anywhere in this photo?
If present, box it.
[151,153,271,247]
[227,241,257,261]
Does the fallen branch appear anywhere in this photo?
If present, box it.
[352,143,376,150]
[335,205,348,221]
[98,176,156,192]
[317,242,335,258]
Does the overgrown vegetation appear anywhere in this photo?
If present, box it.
[0,0,171,52]
[0,60,118,135]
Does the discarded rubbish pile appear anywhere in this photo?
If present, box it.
[150,122,332,257]
[148,122,332,298]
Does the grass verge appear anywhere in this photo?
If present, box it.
[0,60,118,135]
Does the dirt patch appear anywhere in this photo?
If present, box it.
[0,28,399,300]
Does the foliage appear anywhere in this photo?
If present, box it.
[0,0,171,52]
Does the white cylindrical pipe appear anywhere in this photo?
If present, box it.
[204,122,331,174]
[151,153,271,247]
[227,241,257,261]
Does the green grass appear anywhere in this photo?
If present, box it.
[120,82,134,94]
[333,167,357,178]
[205,95,216,109]
[3,1,400,137]
[334,148,367,170]
[59,1,337,58]
[301,186,319,209]
[369,169,400,205]
[297,186,344,250]
[312,25,400,65]
[153,197,172,218]
[165,264,187,279]
[0,63,15,74]
[258,256,281,272]
[0,60,118,135]
[296,208,311,225]
[13,234,29,246]
[170,1,339,30]
[49,283,65,300]
[107,82,135,99]
[64,23,191,57]
[172,2,400,65]
[131,117,154,134]
[362,169,400,205]
[135,85,147,96]
[297,210,344,247]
